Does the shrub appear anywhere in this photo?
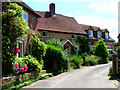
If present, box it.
[30,34,47,63]
[70,55,83,69]
[46,39,63,49]
[108,67,113,77]
[94,40,109,64]
[22,55,43,71]
[43,45,69,73]
[85,55,100,66]
[116,46,120,58]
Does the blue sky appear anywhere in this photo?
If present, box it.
[23,0,118,42]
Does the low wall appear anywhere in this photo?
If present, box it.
[0,70,46,89]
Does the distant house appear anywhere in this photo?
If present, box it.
[36,3,114,54]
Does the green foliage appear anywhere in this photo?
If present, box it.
[46,39,63,49]
[116,46,120,58]
[94,40,109,63]
[30,34,47,63]
[108,67,113,77]
[49,73,53,77]
[85,55,101,66]
[22,55,43,71]
[43,45,69,73]
[70,55,83,69]
[76,36,90,54]
[81,52,88,57]
[2,3,29,75]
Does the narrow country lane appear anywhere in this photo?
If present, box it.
[22,62,118,88]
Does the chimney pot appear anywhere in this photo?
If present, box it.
[49,3,55,15]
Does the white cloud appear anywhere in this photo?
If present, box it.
[89,1,118,16]
[75,14,118,41]
[75,11,81,14]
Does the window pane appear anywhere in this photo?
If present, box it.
[23,11,28,23]
[88,30,93,37]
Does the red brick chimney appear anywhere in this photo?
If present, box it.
[49,3,55,15]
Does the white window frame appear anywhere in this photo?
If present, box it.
[72,34,76,39]
[105,32,109,39]
[88,30,93,38]
[97,31,102,38]
[42,31,49,37]
[23,10,28,24]
[17,40,24,59]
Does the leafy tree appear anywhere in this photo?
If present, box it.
[94,40,109,63]
[2,3,29,75]
[76,36,90,54]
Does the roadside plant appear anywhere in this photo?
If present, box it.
[94,40,109,64]
[70,55,83,69]
[85,55,101,66]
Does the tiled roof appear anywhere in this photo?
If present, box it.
[36,11,87,35]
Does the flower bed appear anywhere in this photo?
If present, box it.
[1,70,47,89]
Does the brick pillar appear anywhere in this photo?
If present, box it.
[112,55,118,76]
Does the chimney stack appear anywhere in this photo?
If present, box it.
[49,3,55,15]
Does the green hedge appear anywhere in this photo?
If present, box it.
[43,45,69,73]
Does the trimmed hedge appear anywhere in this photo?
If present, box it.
[43,45,69,73]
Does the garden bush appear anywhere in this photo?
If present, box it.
[85,55,101,66]
[22,55,43,72]
[30,33,47,63]
[94,40,109,64]
[43,45,69,73]
[70,55,83,69]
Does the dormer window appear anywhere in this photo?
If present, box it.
[42,31,49,37]
[97,31,102,38]
[72,34,76,39]
[88,30,93,38]
[105,32,109,39]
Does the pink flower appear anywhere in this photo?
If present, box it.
[15,48,20,53]
[23,65,28,72]
[15,65,19,69]
[20,68,24,72]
